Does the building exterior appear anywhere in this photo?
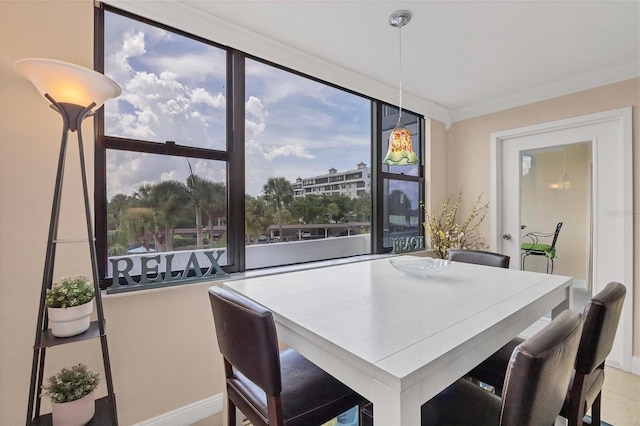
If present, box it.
[292,162,370,198]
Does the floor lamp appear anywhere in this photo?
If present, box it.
[16,58,121,424]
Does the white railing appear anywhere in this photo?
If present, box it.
[107,234,371,278]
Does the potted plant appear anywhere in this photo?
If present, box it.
[43,363,100,426]
[45,276,95,337]
[423,190,489,259]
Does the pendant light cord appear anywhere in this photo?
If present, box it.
[397,23,403,127]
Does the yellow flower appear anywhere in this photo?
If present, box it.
[423,190,488,259]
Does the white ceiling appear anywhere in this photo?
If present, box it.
[107,1,639,124]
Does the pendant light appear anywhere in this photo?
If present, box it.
[383,10,419,166]
[547,150,571,190]
[558,150,571,190]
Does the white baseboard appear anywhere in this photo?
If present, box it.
[134,393,223,426]
[632,356,640,376]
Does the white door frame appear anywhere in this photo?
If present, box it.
[490,107,633,372]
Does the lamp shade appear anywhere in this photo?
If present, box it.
[15,58,121,110]
[383,126,419,166]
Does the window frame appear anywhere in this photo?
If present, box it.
[94,4,424,288]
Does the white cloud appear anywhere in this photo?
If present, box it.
[246,120,266,141]
[147,51,226,83]
[245,139,276,196]
[264,145,315,161]
[245,96,268,142]
[191,88,225,108]
[246,96,266,121]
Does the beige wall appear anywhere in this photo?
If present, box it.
[445,78,639,355]
[425,119,449,215]
[0,2,224,425]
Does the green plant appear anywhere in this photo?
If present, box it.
[423,190,489,259]
[45,276,95,309]
[42,364,100,404]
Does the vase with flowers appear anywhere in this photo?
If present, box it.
[43,363,100,426]
[423,190,489,259]
[45,275,95,337]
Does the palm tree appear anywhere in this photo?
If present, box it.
[201,181,227,246]
[186,162,210,249]
[262,177,293,240]
[147,180,190,251]
[245,196,274,244]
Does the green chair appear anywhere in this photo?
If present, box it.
[521,222,563,274]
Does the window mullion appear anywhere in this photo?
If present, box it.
[227,49,246,271]
[371,101,385,253]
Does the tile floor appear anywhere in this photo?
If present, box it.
[600,366,640,426]
[193,366,639,425]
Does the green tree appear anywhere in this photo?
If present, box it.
[121,206,155,251]
[201,181,227,246]
[289,195,325,224]
[351,192,372,222]
[245,195,274,243]
[147,180,190,251]
[106,193,140,255]
[321,194,353,223]
[186,162,210,249]
[262,177,293,240]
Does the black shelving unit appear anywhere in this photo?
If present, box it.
[31,397,114,426]
[25,98,118,424]
[26,262,118,425]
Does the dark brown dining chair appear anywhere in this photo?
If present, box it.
[420,310,583,426]
[468,282,626,426]
[209,286,366,426]
[448,249,510,268]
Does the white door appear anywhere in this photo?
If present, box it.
[490,107,633,372]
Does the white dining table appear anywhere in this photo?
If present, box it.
[223,255,573,426]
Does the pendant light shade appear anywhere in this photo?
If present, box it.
[386,127,419,165]
[383,10,419,166]
[16,58,121,110]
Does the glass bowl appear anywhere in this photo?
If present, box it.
[389,257,452,278]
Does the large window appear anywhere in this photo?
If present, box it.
[244,58,372,269]
[99,9,229,290]
[97,6,423,291]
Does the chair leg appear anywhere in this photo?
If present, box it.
[566,373,588,426]
[227,397,236,426]
[591,392,602,426]
[521,253,527,271]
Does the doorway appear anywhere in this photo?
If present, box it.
[490,107,633,372]
[520,143,592,287]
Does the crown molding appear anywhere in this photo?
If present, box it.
[450,62,639,123]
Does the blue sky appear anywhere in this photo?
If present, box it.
[103,11,371,199]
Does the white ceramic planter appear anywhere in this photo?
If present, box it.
[51,391,95,426]
[48,300,93,337]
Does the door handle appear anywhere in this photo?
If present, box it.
[502,233,512,240]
